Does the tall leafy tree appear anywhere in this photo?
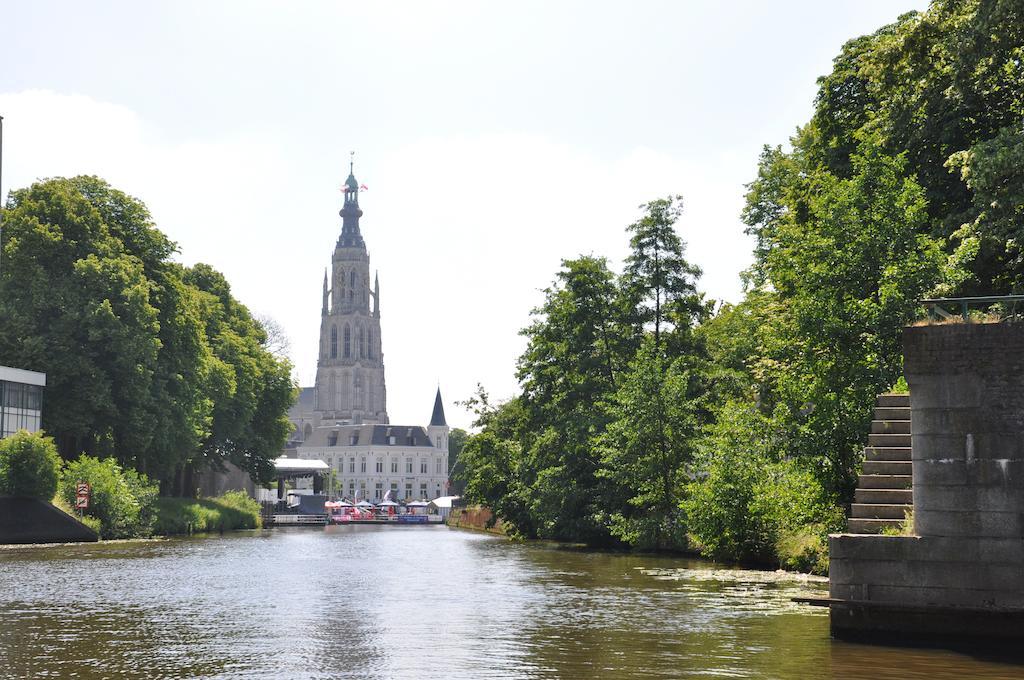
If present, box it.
[619,196,706,358]
[0,176,295,489]
[599,340,703,550]
[743,136,944,496]
[0,177,162,462]
[516,256,621,543]
[183,264,295,486]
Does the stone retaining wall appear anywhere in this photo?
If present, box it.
[829,322,1024,641]
[0,497,99,544]
[446,506,507,535]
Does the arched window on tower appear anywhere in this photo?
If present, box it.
[330,325,338,358]
[349,271,356,302]
[358,327,365,358]
[368,328,374,360]
[344,325,351,358]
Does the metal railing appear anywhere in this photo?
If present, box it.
[921,295,1024,322]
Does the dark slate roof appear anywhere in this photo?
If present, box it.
[429,388,447,427]
[302,424,436,448]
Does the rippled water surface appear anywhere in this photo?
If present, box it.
[1,527,1021,679]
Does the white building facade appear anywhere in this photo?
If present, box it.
[287,162,450,500]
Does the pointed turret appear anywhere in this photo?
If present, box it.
[427,387,450,455]
[373,271,380,318]
[322,269,329,315]
[430,387,447,427]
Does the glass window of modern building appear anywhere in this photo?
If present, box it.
[0,366,46,439]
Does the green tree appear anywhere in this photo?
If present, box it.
[447,427,469,496]
[0,177,162,462]
[516,256,621,543]
[0,430,61,500]
[0,176,295,490]
[946,127,1024,292]
[619,196,706,357]
[183,264,296,487]
[599,341,702,550]
[809,1,1024,292]
[743,136,944,498]
[456,388,534,535]
[684,402,780,563]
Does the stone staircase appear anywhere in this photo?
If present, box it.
[847,392,913,534]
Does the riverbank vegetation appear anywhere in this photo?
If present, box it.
[456,0,1024,574]
[0,177,295,493]
[152,491,262,535]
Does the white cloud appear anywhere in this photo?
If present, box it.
[1,90,754,431]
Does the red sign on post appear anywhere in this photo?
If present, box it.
[75,481,90,510]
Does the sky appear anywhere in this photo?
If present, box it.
[0,1,929,430]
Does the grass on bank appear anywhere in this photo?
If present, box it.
[152,490,262,535]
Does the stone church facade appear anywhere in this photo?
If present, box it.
[286,163,450,501]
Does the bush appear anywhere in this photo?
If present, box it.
[59,455,159,539]
[683,402,779,563]
[684,401,844,572]
[152,490,262,535]
[775,526,830,575]
[0,430,61,499]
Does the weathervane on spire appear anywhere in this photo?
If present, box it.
[341,151,368,195]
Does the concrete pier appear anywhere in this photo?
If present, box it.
[829,322,1024,642]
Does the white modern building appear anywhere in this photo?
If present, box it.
[286,161,450,500]
[0,365,45,439]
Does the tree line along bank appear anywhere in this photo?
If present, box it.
[452,0,1024,574]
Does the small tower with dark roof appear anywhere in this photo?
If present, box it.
[427,387,450,456]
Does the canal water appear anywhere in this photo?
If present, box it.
[0,526,1021,679]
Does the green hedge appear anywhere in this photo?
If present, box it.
[152,491,262,535]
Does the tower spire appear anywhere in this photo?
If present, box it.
[430,387,447,427]
[373,271,380,318]
[322,268,329,315]
[338,152,364,248]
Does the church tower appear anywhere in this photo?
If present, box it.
[313,160,388,424]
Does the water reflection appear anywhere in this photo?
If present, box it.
[0,528,1022,679]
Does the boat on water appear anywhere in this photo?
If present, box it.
[324,498,442,525]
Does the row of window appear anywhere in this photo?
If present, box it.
[325,456,446,475]
[329,324,375,360]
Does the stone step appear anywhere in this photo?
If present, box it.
[864,446,912,461]
[858,474,913,489]
[868,433,912,448]
[873,406,911,422]
[854,488,913,504]
[862,460,913,476]
[847,518,905,534]
[876,393,910,408]
[851,503,912,519]
[870,419,912,434]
